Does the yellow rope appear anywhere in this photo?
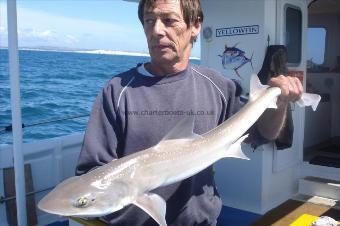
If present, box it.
[69,216,107,226]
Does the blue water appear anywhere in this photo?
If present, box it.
[0,49,199,144]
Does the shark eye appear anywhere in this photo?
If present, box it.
[74,197,89,208]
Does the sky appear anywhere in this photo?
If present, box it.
[0,0,201,57]
[307,27,326,64]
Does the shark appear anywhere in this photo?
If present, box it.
[38,74,321,226]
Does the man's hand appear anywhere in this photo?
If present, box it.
[267,75,304,108]
[257,75,304,141]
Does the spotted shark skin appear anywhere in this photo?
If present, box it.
[38,74,321,226]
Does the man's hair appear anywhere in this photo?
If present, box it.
[138,0,204,27]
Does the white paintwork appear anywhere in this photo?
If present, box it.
[299,177,340,200]
[300,162,340,181]
[293,194,340,208]
[201,0,266,94]
[6,0,27,225]
[0,133,84,226]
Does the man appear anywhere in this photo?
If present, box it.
[76,0,303,225]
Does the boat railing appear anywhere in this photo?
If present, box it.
[0,186,54,204]
[0,132,84,225]
[0,113,90,133]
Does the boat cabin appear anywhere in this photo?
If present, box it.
[200,0,340,222]
[0,0,339,225]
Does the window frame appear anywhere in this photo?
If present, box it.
[284,4,303,66]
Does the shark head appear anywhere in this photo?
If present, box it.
[38,175,134,217]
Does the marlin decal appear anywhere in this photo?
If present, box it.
[38,75,321,226]
[219,43,254,78]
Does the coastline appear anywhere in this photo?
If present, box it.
[0,47,201,60]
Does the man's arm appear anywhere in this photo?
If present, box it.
[257,75,303,141]
[76,85,121,175]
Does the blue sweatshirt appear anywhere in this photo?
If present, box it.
[76,64,266,226]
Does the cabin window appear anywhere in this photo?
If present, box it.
[285,6,302,64]
[307,27,326,65]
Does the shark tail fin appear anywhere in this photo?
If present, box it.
[249,74,321,111]
[249,74,278,108]
[296,93,321,111]
[221,134,250,160]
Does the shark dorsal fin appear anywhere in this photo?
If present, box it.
[160,116,201,141]
[249,74,269,101]
[249,74,279,108]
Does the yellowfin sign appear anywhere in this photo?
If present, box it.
[216,25,259,37]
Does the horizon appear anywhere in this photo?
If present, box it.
[0,0,201,58]
[0,46,201,60]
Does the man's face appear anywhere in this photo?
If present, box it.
[143,0,200,65]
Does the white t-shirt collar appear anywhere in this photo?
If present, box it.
[137,63,156,77]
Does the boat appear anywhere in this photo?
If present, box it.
[1,0,340,225]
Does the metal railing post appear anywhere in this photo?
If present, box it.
[7,0,28,225]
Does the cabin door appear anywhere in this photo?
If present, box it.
[272,0,308,172]
[303,0,340,175]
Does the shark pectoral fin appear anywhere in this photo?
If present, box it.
[133,193,167,226]
[222,134,250,160]
[296,93,321,111]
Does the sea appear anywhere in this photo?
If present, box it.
[0,49,200,144]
